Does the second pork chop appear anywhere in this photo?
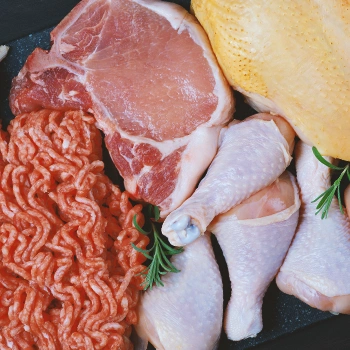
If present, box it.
[10,0,234,215]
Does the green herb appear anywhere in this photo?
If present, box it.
[131,205,183,290]
[312,147,350,219]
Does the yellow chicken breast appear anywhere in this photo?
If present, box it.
[192,0,350,160]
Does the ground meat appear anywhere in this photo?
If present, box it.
[0,109,149,349]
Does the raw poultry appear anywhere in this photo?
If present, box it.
[134,233,223,350]
[191,0,350,161]
[190,0,350,319]
[209,171,300,340]
[277,142,350,314]
[162,113,295,246]
[4,0,350,348]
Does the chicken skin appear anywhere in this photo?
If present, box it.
[192,0,350,161]
[162,113,295,246]
[209,171,300,340]
[277,142,350,314]
[134,234,223,350]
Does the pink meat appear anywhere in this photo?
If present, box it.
[10,0,233,215]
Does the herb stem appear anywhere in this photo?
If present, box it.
[312,147,350,218]
[131,205,184,290]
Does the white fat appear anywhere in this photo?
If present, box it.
[136,0,234,128]
[58,90,69,102]
[59,42,76,54]
[133,0,187,30]
[100,323,124,332]
[91,283,102,294]
[134,165,152,180]
[183,16,235,127]
[159,125,222,216]
[124,178,137,194]
[62,139,70,149]
[30,72,47,87]
[91,93,190,157]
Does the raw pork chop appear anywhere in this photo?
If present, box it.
[10,0,233,216]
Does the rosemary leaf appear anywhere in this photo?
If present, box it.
[131,243,153,260]
[337,185,344,215]
[313,186,334,208]
[153,206,160,221]
[158,236,183,255]
[131,207,183,290]
[312,147,350,219]
[133,215,150,235]
[312,147,343,170]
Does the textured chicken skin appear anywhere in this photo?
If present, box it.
[209,172,300,340]
[191,0,350,160]
[134,234,223,350]
[276,142,350,314]
[162,113,294,246]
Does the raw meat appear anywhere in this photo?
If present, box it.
[209,171,300,340]
[192,0,350,161]
[134,233,223,350]
[162,113,294,246]
[276,141,350,314]
[10,0,234,216]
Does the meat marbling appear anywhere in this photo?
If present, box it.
[10,0,233,216]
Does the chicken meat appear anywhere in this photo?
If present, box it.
[134,233,223,350]
[209,171,300,340]
[162,113,295,246]
[276,141,350,314]
[191,0,350,160]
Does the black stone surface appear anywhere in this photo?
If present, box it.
[0,28,52,127]
[0,0,80,43]
[0,1,349,350]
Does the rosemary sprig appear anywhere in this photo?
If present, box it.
[131,205,183,290]
[312,147,350,219]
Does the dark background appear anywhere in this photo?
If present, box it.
[0,1,349,349]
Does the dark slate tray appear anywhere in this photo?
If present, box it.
[0,1,349,349]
